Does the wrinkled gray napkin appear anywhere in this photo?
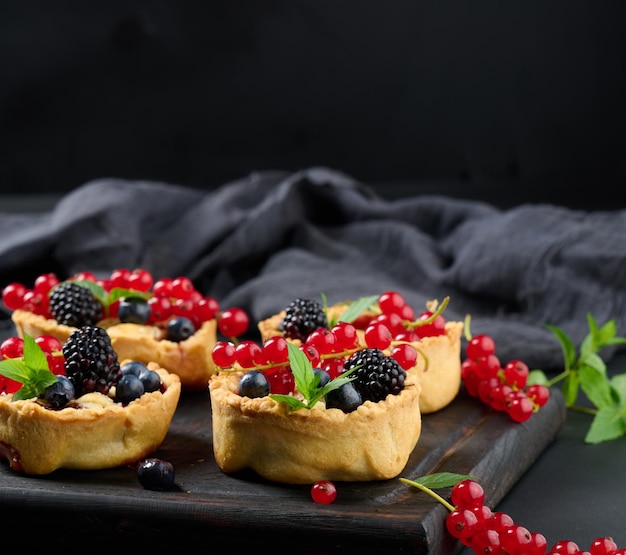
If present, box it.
[2,167,625,372]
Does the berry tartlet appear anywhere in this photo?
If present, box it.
[257,293,463,414]
[209,341,422,484]
[2,270,240,390]
[0,327,181,475]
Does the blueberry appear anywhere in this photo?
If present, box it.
[43,375,75,408]
[121,360,149,376]
[313,368,331,388]
[138,458,175,491]
[325,382,363,413]
[238,370,270,398]
[139,368,161,393]
[116,373,145,404]
[117,297,151,324]
[166,316,195,342]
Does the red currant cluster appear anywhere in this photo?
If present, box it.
[461,332,550,422]
[0,334,65,394]
[446,479,623,555]
[2,269,223,330]
[212,291,451,397]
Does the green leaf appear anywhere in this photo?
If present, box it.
[609,374,626,406]
[562,372,581,407]
[408,472,476,489]
[546,324,577,370]
[269,341,355,410]
[585,407,626,444]
[579,364,616,409]
[0,333,57,401]
[338,295,379,324]
[527,369,549,386]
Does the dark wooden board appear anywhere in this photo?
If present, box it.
[0,386,565,553]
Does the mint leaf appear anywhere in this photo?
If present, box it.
[337,295,379,324]
[405,472,476,489]
[269,342,355,410]
[63,280,151,317]
[0,334,57,401]
[585,407,626,444]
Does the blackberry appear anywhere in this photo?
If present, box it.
[49,282,103,328]
[344,348,406,403]
[63,326,122,397]
[280,298,328,342]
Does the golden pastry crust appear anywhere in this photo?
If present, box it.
[258,308,463,414]
[0,364,181,475]
[209,370,422,484]
[11,309,217,390]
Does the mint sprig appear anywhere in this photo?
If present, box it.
[69,280,151,317]
[529,313,626,444]
[0,334,57,401]
[269,342,356,410]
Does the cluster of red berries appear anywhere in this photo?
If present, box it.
[211,290,449,396]
[0,334,65,394]
[461,332,550,422]
[447,479,622,555]
[1,269,253,337]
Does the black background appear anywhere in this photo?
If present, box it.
[2,1,625,209]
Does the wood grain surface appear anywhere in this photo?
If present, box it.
[0,386,566,553]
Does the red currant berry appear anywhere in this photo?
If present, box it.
[147,295,173,324]
[35,335,62,354]
[152,277,173,297]
[235,340,264,369]
[322,357,346,380]
[390,343,418,370]
[0,375,21,395]
[212,341,237,368]
[590,537,618,555]
[330,322,359,350]
[473,353,501,380]
[466,333,496,360]
[47,353,66,375]
[127,268,153,292]
[0,336,24,359]
[262,336,289,365]
[311,480,337,504]
[306,328,337,355]
[470,528,502,553]
[364,322,392,350]
[506,392,535,422]
[110,268,131,288]
[490,511,515,533]
[34,273,60,295]
[451,479,485,508]
[375,312,405,337]
[265,367,295,395]
[550,540,581,555]
[192,296,219,324]
[526,384,551,407]
[1,282,28,310]
[71,271,97,282]
[170,276,195,299]
[445,508,479,543]
[218,307,249,338]
[415,311,446,338]
[501,525,533,554]
[300,344,321,367]
[503,359,530,389]
[378,290,406,315]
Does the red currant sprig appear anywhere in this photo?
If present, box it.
[402,476,624,555]
[461,320,550,423]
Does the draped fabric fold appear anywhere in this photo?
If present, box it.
[2,167,625,372]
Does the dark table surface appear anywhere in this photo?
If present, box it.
[1,194,625,553]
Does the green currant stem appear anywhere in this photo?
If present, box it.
[405,296,450,330]
[544,368,570,387]
[399,478,455,512]
[569,404,598,415]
